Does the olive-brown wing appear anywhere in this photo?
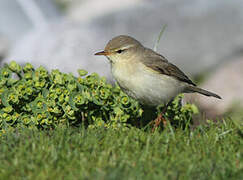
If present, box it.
[142,48,196,86]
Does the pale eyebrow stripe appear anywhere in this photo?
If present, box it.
[112,44,135,51]
[121,44,135,50]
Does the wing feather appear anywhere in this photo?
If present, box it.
[141,48,196,86]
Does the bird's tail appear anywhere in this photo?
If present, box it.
[185,86,221,99]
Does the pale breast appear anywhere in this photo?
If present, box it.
[111,61,186,106]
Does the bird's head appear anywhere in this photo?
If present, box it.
[95,35,143,64]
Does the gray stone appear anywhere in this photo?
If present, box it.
[3,21,113,80]
[0,35,9,61]
[3,0,243,83]
[184,55,243,118]
[0,0,60,43]
[69,0,243,74]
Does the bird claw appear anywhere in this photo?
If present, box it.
[152,113,167,132]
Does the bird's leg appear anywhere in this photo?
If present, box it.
[153,113,166,129]
[152,99,174,132]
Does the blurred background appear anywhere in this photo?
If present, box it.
[0,0,243,120]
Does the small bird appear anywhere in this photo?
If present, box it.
[95,35,221,129]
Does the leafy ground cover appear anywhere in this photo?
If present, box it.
[0,119,242,180]
[0,61,242,179]
[0,61,197,131]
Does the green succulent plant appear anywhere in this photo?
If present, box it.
[0,61,198,132]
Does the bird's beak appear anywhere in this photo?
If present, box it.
[94,50,111,56]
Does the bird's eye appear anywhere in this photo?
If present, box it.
[116,49,125,54]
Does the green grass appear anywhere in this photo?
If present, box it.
[0,119,242,180]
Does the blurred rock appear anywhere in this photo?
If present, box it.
[185,56,243,118]
[68,0,140,23]
[3,21,113,80]
[0,35,9,61]
[0,0,60,43]
[3,0,243,84]
[68,0,243,75]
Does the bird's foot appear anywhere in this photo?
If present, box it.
[152,113,167,132]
